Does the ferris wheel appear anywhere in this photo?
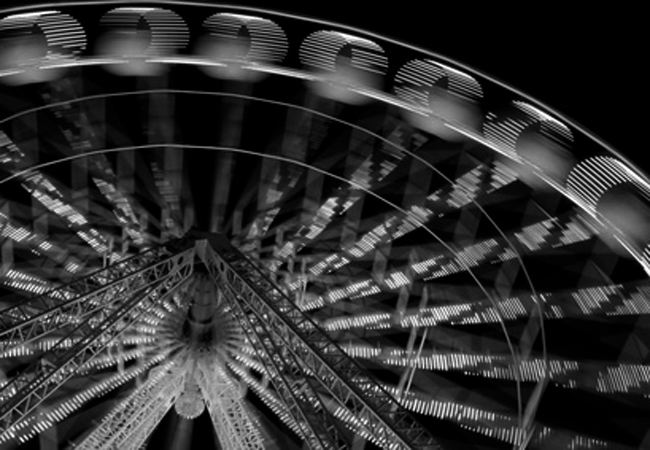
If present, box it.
[0,2,649,450]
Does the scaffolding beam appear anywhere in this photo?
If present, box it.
[221,281,347,450]
[0,246,186,355]
[72,362,185,450]
[199,235,442,450]
[0,248,194,442]
[196,356,264,450]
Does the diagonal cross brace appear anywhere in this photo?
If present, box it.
[72,362,185,450]
[198,235,442,450]
[0,248,194,440]
[196,357,265,450]
[0,246,182,355]
[219,280,347,450]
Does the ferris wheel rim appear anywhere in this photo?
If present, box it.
[0,0,640,183]
[0,2,647,449]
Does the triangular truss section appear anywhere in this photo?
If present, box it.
[0,234,440,450]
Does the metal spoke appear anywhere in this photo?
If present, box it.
[199,235,442,450]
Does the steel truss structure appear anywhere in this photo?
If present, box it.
[74,362,186,450]
[1,2,650,450]
[200,236,440,449]
[195,355,264,450]
[0,237,440,449]
[0,248,195,442]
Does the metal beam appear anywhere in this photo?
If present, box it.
[72,361,185,450]
[198,235,442,450]
[196,356,264,450]
[220,282,346,450]
[0,245,185,354]
[0,248,194,442]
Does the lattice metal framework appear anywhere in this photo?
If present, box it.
[196,355,264,450]
[1,3,650,450]
[73,362,185,450]
[0,237,445,449]
[0,247,195,443]
[217,274,348,450]
[199,236,442,450]
[0,247,188,357]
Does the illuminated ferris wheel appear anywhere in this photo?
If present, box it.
[0,2,649,450]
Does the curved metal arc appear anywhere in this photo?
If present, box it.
[0,137,535,437]
[0,3,639,448]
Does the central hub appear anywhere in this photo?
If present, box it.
[183,272,219,348]
[155,269,244,361]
